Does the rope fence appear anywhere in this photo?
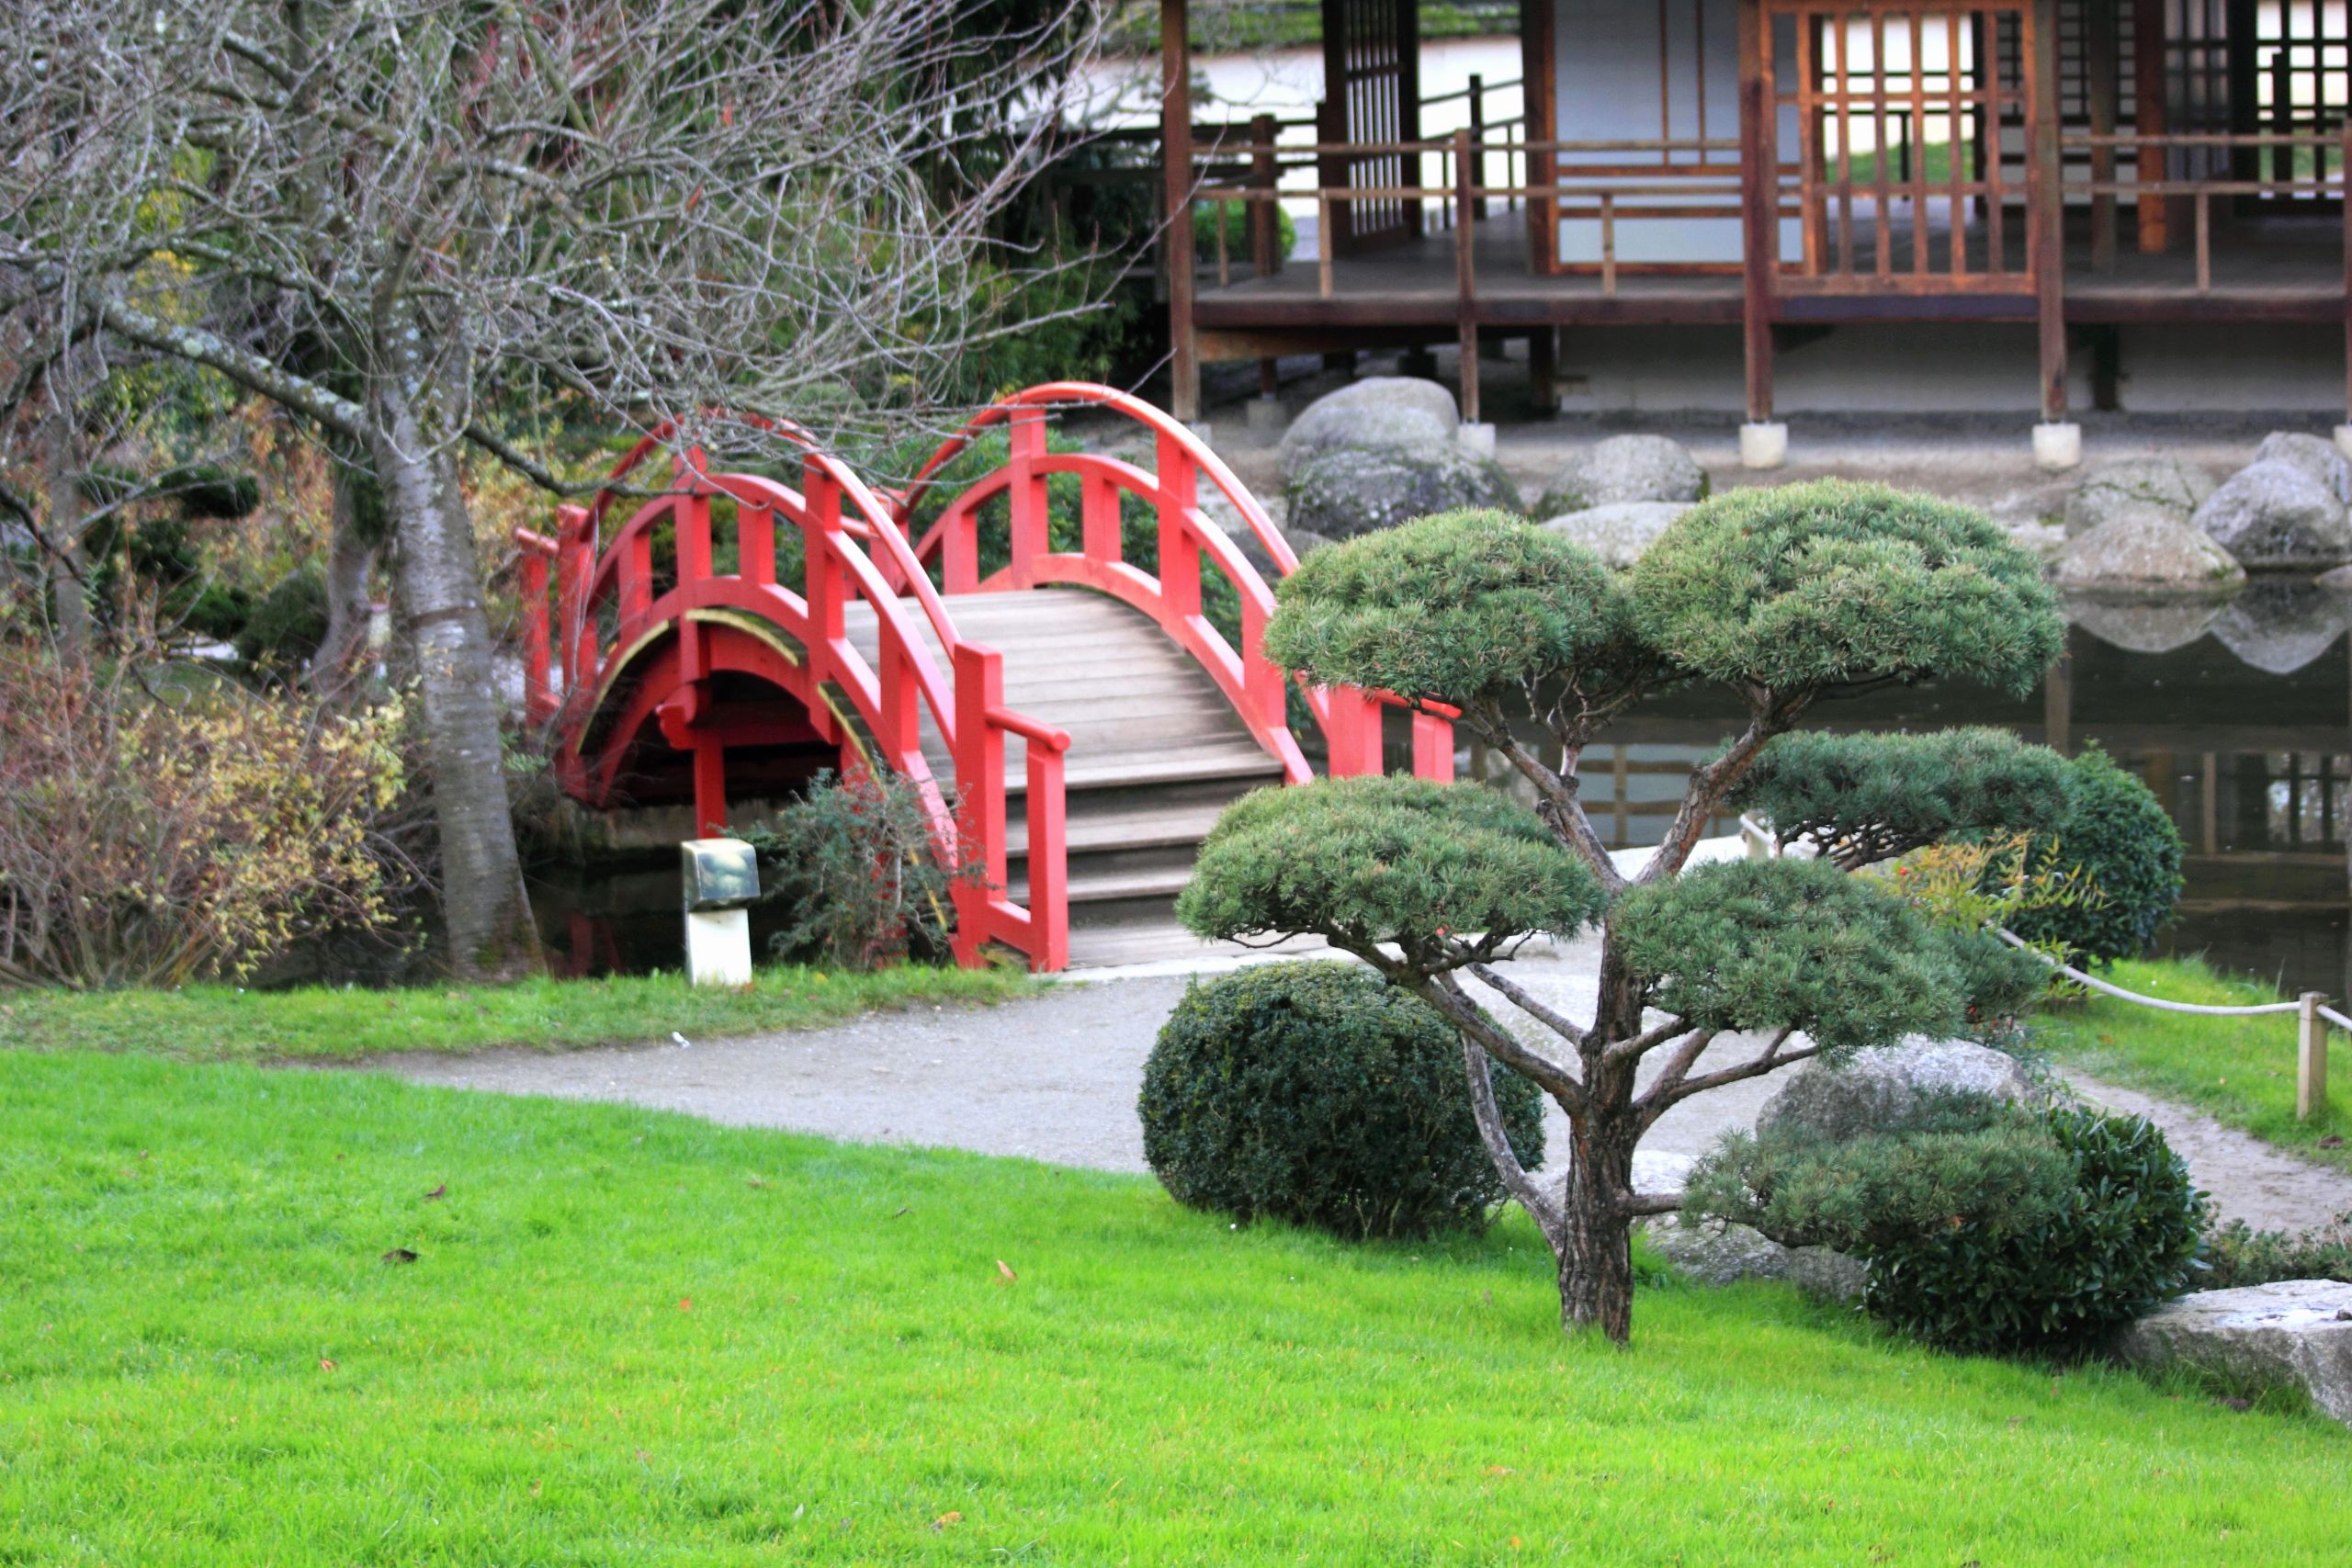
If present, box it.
[1735,814,2346,1122]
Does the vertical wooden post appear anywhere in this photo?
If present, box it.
[1467,73,1488,223]
[1161,0,1198,423]
[1251,111,1281,398]
[2300,992,2329,1122]
[2341,122,2352,425]
[2088,0,2119,273]
[2030,0,2067,423]
[1529,325,1559,413]
[1520,0,1559,273]
[1737,0,1776,424]
[2132,0,2169,253]
[1453,125,1480,425]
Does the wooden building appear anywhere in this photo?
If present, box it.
[1159,1,2352,457]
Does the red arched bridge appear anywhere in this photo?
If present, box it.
[514,383,1454,971]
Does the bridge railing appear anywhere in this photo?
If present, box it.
[513,422,1073,972]
[893,382,1457,783]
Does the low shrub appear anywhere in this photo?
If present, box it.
[1137,962,1544,1241]
[1997,746,2184,964]
[0,649,408,988]
[1686,1095,2206,1354]
[233,570,330,671]
[743,768,980,971]
[2200,1212,2352,1290]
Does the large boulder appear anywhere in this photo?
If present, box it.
[2063,456,2217,537]
[1757,1037,2040,1145]
[2051,513,2245,593]
[1540,500,1693,570]
[2114,1280,2352,1427]
[2212,579,2347,674]
[2193,460,2352,570]
[1641,1218,1866,1303]
[1534,434,1708,519]
[1274,378,1459,484]
[2063,592,2226,655]
[2253,431,2352,507]
[1283,442,1521,543]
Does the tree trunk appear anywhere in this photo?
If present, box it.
[315,459,378,689]
[1555,1112,1638,1342]
[368,376,542,981]
[40,409,90,660]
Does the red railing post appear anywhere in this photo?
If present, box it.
[518,546,550,721]
[951,641,1009,964]
[739,502,776,587]
[1080,470,1124,563]
[1238,592,1284,730]
[1155,428,1202,622]
[1006,406,1051,587]
[1022,740,1069,972]
[1411,709,1456,781]
[555,504,591,687]
[803,457,846,680]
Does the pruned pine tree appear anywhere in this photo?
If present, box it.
[0,0,1105,977]
[1176,482,2073,1341]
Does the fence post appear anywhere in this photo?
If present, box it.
[2300,992,2329,1122]
[1467,73,1487,224]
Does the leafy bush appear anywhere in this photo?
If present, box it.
[744,769,980,970]
[1996,746,2184,964]
[0,650,408,987]
[233,570,330,671]
[2200,1213,2352,1290]
[1878,833,2098,1039]
[1193,198,1297,264]
[1686,1096,2206,1354]
[1138,962,1544,1240]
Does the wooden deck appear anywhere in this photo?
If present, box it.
[1192,209,2351,339]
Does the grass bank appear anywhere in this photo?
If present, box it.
[2,1047,2345,1564]
[2034,956,2352,1175]
[0,964,1030,1063]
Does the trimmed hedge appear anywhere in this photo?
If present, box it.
[2000,745,2185,964]
[1138,962,1544,1241]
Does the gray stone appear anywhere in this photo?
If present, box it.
[2254,431,2352,507]
[2062,456,2216,537]
[2063,592,2226,655]
[1534,434,1708,518]
[1540,501,1693,569]
[2318,561,2352,592]
[1757,1036,2040,1145]
[2115,1280,2352,1427]
[2212,579,2347,675]
[1274,378,1459,484]
[2192,459,2352,570]
[1283,442,1521,542]
[1641,1217,1866,1303]
[2051,513,2245,592]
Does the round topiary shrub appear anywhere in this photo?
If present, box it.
[1138,961,1544,1241]
[1686,1096,2205,1355]
[2001,745,2184,964]
[232,570,329,671]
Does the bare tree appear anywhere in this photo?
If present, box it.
[1,0,1107,978]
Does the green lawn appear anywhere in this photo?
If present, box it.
[3,1048,2346,1564]
[0,964,1030,1063]
[2033,957,2352,1176]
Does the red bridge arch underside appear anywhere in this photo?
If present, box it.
[515,383,1455,972]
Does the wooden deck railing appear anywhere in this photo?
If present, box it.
[2063,130,2352,294]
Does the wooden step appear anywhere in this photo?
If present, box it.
[1012,863,1195,907]
[1007,797,1235,857]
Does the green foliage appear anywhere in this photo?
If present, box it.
[1735,728,2076,865]
[1193,198,1297,263]
[1610,857,1966,1051]
[1138,962,1544,1240]
[232,570,328,670]
[155,463,262,521]
[1689,1097,2208,1354]
[1175,775,1609,953]
[1924,922,2059,1041]
[1262,509,1637,704]
[1997,746,2185,964]
[2200,1212,2352,1290]
[1631,479,2064,696]
[744,769,980,970]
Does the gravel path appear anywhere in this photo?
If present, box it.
[385,960,2352,1233]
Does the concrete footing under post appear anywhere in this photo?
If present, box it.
[2033,421,2083,471]
[1459,422,1497,457]
[1739,422,1788,470]
[1245,396,1283,434]
[2334,425,2352,461]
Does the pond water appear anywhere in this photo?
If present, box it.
[531,593,2352,997]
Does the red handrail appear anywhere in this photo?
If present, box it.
[895,382,1453,784]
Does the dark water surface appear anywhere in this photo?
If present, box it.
[535,598,2352,996]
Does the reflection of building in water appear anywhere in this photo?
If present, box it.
[1506,612,2352,998]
